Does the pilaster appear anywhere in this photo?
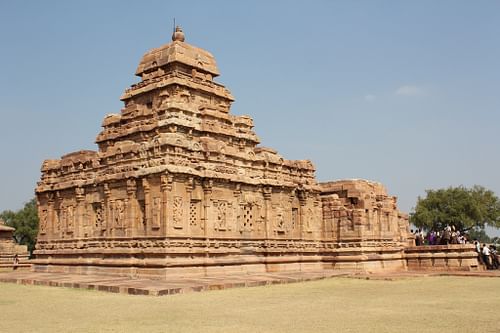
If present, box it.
[202,179,213,238]
[75,187,85,238]
[126,178,137,236]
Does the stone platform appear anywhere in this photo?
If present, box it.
[1,269,498,297]
[0,270,353,296]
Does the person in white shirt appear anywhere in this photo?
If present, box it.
[482,244,491,269]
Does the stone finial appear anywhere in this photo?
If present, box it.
[172,26,185,42]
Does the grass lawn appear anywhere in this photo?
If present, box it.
[0,276,499,333]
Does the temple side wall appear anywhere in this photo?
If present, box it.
[35,174,321,243]
[33,177,410,278]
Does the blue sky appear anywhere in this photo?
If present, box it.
[0,1,499,233]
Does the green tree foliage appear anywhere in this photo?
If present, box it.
[410,186,500,234]
[467,229,492,243]
[0,198,39,255]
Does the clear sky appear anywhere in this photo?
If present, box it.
[0,1,499,233]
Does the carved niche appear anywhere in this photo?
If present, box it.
[214,200,229,231]
[66,205,74,231]
[291,207,298,230]
[112,200,125,228]
[40,209,48,234]
[275,204,286,234]
[152,197,161,229]
[54,206,61,232]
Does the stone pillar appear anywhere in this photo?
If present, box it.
[36,198,46,238]
[103,183,111,237]
[185,176,194,233]
[202,179,213,238]
[263,186,272,239]
[160,173,173,236]
[289,191,297,238]
[312,195,321,239]
[376,207,382,240]
[233,183,242,236]
[75,187,85,238]
[55,191,62,239]
[298,189,308,239]
[142,178,151,236]
[126,178,137,237]
[46,192,55,239]
[365,208,372,234]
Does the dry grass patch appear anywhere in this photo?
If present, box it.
[0,276,499,333]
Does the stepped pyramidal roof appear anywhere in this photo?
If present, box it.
[38,26,317,194]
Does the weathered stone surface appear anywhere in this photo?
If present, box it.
[0,219,29,268]
[33,27,452,277]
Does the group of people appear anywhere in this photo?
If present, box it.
[410,225,499,270]
[411,225,468,246]
[475,241,500,270]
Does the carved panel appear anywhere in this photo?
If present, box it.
[306,208,313,231]
[291,208,298,230]
[39,209,48,234]
[215,200,228,231]
[60,208,67,231]
[152,197,161,229]
[112,200,125,227]
[66,205,74,231]
[55,208,61,232]
[275,205,285,234]
[173,196,183,229]
[138,199,146,229]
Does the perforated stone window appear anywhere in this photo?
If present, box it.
[92,203,103,229]
[189,200,200,226]
[243,204,253,229]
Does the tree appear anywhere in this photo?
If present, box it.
[410,185,500,234]
[467,229,492,244]
[0,198,39,255]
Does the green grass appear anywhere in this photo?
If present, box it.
[1,277,499,333]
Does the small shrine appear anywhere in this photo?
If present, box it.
[0,219,29,269]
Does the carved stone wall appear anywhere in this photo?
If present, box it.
[320,180,410,243]
[33,27,413,277]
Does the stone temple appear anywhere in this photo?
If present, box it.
[33,27,475,278]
